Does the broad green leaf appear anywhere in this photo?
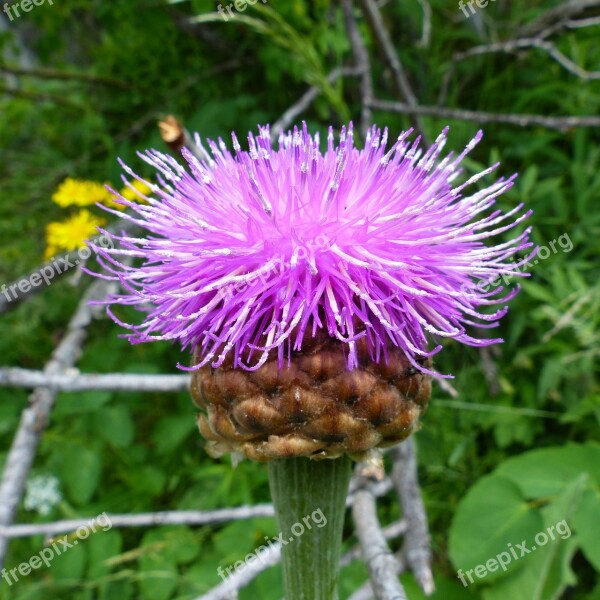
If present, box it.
[449,474,543,580]
[50,535,87,581]
[138,558,178,600]
[141,527,200,565]
[481,475,583,600]
[60,444,102,504]
[87,530,123,578]
[572,488,600,571]
[96,406,134,448]
[98,580,134,600]
[54,391,112,416]
[495,443,600,498]
[152,415,196,455]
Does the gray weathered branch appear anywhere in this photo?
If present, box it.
[358,0,428,142]
[0,368,191,393]
[352,461,408,600]
[342,0,374,140]
[0,505,275,539]
[391,440,434,595]
[369,98,600,131]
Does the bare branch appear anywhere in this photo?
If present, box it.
[196,538,281,600]
[342,0,374,139]
[518,0,600,37]
[391,440,434,596]
[565,15,600,28]
[342,519,407,568]
[479,346,501,396]
[0,505,275,539]
[0,368,191,393]
[452,38,600,80]
[369,98,600,131]
[358,0,428,142]
[416,0,432,48]
[352,461,408,600]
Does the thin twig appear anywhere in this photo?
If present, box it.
[358,0,428,142]
[341,519,407,568]
[479,346,501,396]
[391,440,434,596]
[452,37,600,80]
[342,0,374,139]
[416,0,432,48]
[352,461,408,600]
[0,278,116,569]
[348,555,407,600]
[369,98,600,131]
[0,368,191,393]
[518,0,600,37]
[0,505,275,539]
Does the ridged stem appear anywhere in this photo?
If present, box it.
[268,455,352,600]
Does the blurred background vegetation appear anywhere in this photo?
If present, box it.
[0,0,599,598]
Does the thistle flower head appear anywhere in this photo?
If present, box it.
[90,123,533,377]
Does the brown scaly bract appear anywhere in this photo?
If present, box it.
[191,330,431,461]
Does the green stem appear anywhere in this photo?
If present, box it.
[268,455,352,600]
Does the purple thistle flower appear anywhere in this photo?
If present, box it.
[89,122,533,377]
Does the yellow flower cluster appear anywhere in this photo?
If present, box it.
[45,177,153,259]
[45,210,105,260]
[51,178,112,208]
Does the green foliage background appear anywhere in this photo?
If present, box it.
[0,0,598,598]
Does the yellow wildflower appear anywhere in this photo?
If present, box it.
[52,178,112,208]
[45,210,105,260]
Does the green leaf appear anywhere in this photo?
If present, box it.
[138,558,178,600]
[141,527,200,565]
[481,475,583,600]
[572,488,600,571]
[449,475,543,580]
[96,406,134,448]
[495,443,600,498]
[87,530,123,578]
[50,535,87,582]
[60,444,102,504]
[54,391,112,416]
[152,415,196,455]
